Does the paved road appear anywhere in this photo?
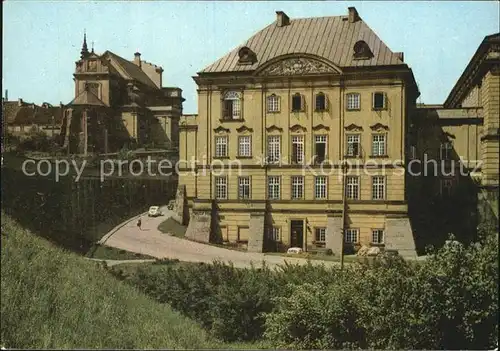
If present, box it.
[99,206,338,269]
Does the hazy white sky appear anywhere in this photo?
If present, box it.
[3,1,499,113]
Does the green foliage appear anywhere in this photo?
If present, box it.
[0,213,218,349]
[120,234,498,349]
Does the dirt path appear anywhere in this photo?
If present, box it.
[99,207,339,269]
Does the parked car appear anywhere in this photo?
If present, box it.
[148,206,162,217]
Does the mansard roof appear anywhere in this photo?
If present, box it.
[200,9,405,74]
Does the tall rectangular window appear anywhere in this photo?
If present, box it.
[372,134,386,156]
[346,93,360,110]
[345,229,359,243]
[215,136,228,157]
[346,176,359,200]
[373,92,386,110]
[267,176,281,200]
[315,227,326,243]
[215,176,227,199]
[238,176,251,199]
[315,176,327,199]
[372,229,384,244]
[346,134,361,157]
[238,136,251,157]
[291,176,304,199]
[440,142,452,160]
[292,93,302,111]
[314,135,327,163]
[267,135,281,164]
[291,135,304,164]
[269,227,281,242]
[372,176,385,200]
[267,94,280,112]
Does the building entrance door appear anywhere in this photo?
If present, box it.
[290,220,304,249]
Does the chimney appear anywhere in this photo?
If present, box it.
[18,98,23,106]
[348,7,360,23]
[276,11,290,27]
[134,52,141,67]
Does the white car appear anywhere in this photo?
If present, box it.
[148,206,162,217]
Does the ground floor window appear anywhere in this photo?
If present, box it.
[315,227,326,243]
[268,227,281,242]
[371,229,384,244]
[345,228,359,243]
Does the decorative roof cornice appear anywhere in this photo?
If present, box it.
[444,33,500,108]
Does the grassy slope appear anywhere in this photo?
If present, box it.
[85,244,155,260]
[0,213,218,349]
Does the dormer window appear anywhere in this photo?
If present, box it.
[237,46,257,65]
[315,92,327,111]
[222,91,242,120]
[353,40,374,60]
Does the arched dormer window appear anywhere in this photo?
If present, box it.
[315,92,327,111]
[291,93,304,112]
[353,40,374,60]
[237,46,257,65]
[267,94,280,113]
[222,91,242,120]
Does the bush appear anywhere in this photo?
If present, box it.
[118,234,498,349]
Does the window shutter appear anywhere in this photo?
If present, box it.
[301,94,305,112]
[277,95,281,112]
[325,94,329,111]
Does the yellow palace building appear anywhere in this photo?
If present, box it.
[178,7,420,257]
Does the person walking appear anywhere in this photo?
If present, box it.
[137,217,142,231]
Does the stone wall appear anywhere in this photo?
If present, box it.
[185,211,211,243]
[385,217,417,258]
[325,215,343,256]
[172,185,186,225]
[247,213,265,252]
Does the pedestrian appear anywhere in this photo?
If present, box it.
[137,217,142,231]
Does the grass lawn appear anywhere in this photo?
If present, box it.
[0,213,220,349]
[85,244,155,260]
[157,217,187,237]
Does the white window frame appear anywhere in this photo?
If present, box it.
[269,226,281,242]
[315,92,327,111]
[215,176,227,200]
[372,92,386,110]
[267,135,281,164]
[371,229,384,244]
[215,136,228,157]
[238,135,252,157]
[346,134,361,157]
[345,228,359,243]
[372,176,385,200]
[238,176,251,199]
[267,94,280,113]
[372,134,387,156]
[223,91,241,120]
[291,176,304,199]
[315,176,327,199]
[315,227,326,243]
[346,176,359,200]
[346,93,360,110]
[291,135,305,164]
[267,176,281,200]
[314,135,328,163]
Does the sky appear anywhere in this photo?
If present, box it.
[2,1,499,114]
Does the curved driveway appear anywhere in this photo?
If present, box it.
[99,206,338,269]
